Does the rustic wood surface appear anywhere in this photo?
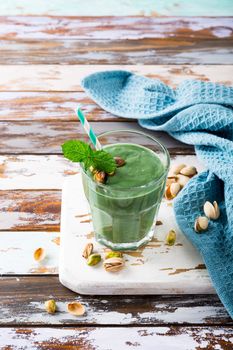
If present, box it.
[0,8,232,349]
[1,17,232,64]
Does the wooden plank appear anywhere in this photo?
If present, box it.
[0,17,232,64]
[1,326,233,349]
[0,65,232,91]
[0,277,231,325]
[0,190,61,231]
[0,121,193,154]
[0,1,232,16]
[2,17,232,40]
[0,92,129,122]
[3,38,233,65]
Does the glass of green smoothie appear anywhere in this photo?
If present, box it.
[81,130,170,250]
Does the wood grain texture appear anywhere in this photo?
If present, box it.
[1,326,233,349]
[0,17,232,64]
[0,92,129,122]
[0,190,61,231]
[0,0,232,16]
[0,65,232,91]
[0,277,232,326]
[0,121,193,154]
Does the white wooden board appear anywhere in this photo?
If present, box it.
[59,173,215,295]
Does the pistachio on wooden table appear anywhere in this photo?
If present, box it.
[44,299,56,314]
[165,182,181,200]
[67,302,85,316]
[166,230,176,246]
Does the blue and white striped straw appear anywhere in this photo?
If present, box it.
[76,107,102,150]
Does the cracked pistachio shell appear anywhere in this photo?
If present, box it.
[33,247,46,262]
[203,201,220,220]
[82,243,94,259]
[168,163,186,177]
[67,302,85,316]
[165,182,181,200]
[194,216,209,232]
[103,257,125,272]
[180,166,197,177]
[176,174,190,188]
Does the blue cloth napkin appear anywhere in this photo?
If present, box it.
[81,70,233,319]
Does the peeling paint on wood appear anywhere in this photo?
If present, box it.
[0,0,232,16]
[0,121,193,154]
[1,326,233,349]
[0,277,232,325]
[0,65,232,91]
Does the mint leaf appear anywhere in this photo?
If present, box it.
[92,150,116,173]
[62,140,93,163]
[61,140,117,173]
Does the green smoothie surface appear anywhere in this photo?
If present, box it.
[104,143,165,189]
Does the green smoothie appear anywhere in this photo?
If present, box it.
[82,143,167,250]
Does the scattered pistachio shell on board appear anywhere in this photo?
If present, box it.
[93,171,107,184]
[67,302,85,316]
[166,177,177,186]
[194,216,209,232]
[204,201,220,220]
[105,251,123,259]
[114,156,126,167]
[180,166,197,177]
[87,253,101,266]
[103,257,125,272]
[176,174,190,188]
[33,247,46,262]
[168,163,186,176]
[165,182,181,200]
[166,230,176,246]
[44,299,56,314]
[82,243,94,259]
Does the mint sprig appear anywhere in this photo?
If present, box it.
[62,140,116,173]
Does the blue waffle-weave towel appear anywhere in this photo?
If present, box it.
[81,70,233,318]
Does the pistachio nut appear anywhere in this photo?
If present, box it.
[87,253,101,266]
[166,230,176,246]
[45,299,56,314]
[105,251,123,259]
[194,216,209,232]
[165,182,181,200]
[176,174,190,188]
[168,163,186,176]
[180,166,197,177]
[203,201,220,220]
[33,247,46,262]
[67,302,85,316]
[114,156,126,167]
[103,257,125,272]
[107,171,115,176]
[82,243,94,259]
[93,171,107,184]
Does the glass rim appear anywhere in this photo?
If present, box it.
[82,129,170,191]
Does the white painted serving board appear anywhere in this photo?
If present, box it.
[59,172,215,295]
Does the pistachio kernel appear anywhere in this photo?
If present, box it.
[107,171,115,176]
[105,251,123,259]
[45,299,56,314]
[82,243,94,259]
[114,156,126,167]
[103,257,125,272]
[93,171,107,184]
[203,201,220,220]
[194,216,209,233]
[166,230,176,246]
[87,253,101,266]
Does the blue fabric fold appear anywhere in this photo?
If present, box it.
[81,70,233,318]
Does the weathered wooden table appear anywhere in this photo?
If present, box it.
[0,2,233,349]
